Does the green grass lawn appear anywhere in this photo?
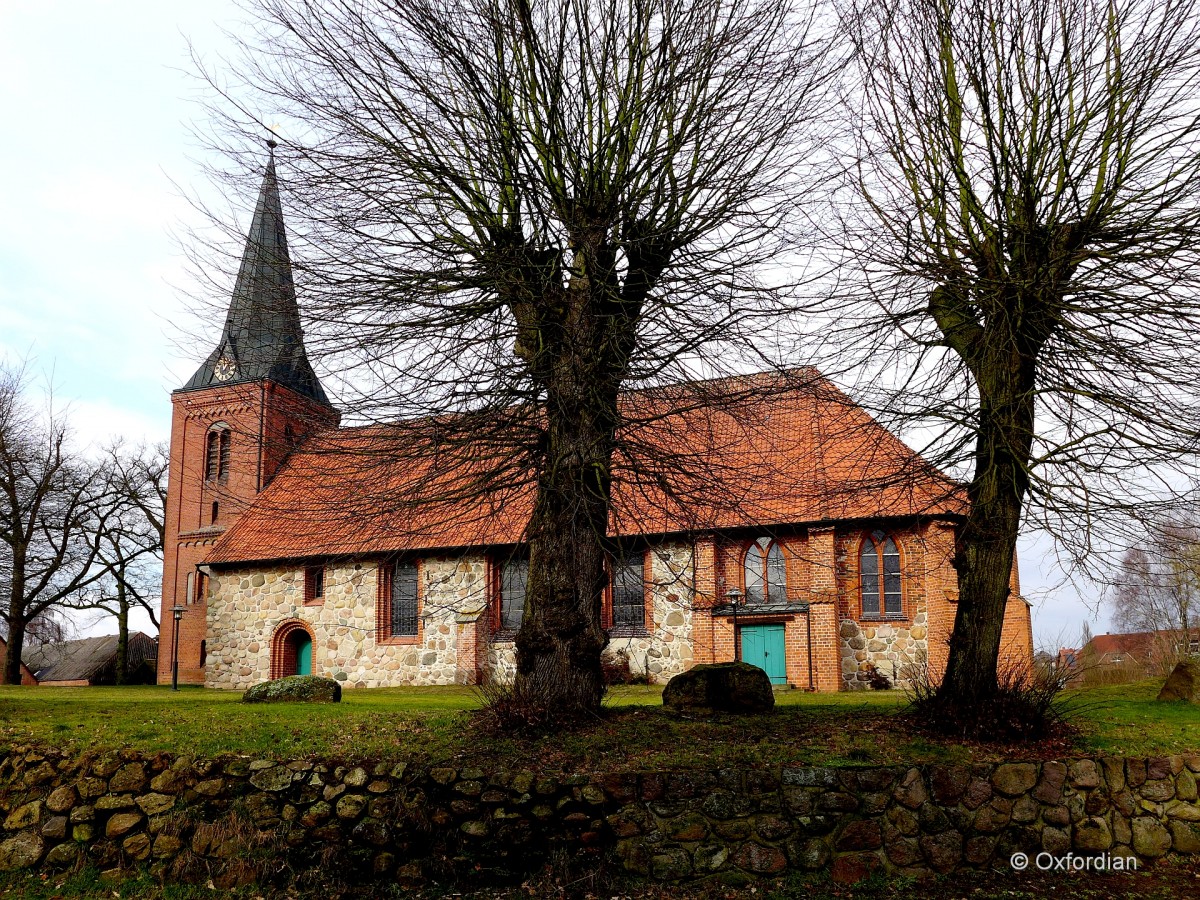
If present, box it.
[0,679,1195,771]
[1064,679,1200,756]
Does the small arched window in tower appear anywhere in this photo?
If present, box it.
[205,424,231,483]
[860,531,903,618]
[210,501,219,525]
[284,424,298,450]
[744,537,786,604]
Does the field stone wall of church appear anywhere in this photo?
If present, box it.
[613,543,695,683]
[207,545,695,690]
[484,542,695,685]
[206,558,481,690]
[833,524,1032,691]
[3,746,1200,887]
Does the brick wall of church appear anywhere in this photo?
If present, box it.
[834,522,1034,690]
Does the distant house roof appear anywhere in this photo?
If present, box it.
[24,633,157,684]
[1082,629,1200,663]
[206,370,967,566]
[0,636,38,685]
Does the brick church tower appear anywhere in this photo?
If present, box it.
[157,143,338,685]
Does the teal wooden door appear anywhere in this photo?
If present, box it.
[740,624,787,684]
[295,635,313,676]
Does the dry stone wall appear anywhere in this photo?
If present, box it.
[2,745,1199,888]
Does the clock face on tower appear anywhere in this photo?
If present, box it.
[213,357,237,382]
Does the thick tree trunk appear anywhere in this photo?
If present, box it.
[939,485,1023,703]
[938,354,1036,706]
[2,556,28,685]
[506,228,637,719]
[512,378,616,717]
[2,609,25,686]
[115,583,129,686]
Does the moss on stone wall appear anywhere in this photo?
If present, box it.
[1,745,1198,888]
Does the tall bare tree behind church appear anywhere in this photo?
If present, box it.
[199,0,831,717]
[833,0,1200,729]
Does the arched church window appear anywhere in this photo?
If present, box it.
[205,424,231,483]
[744,537,786,603]
[860,531,903,618]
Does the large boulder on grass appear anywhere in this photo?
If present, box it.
[663,662,775,714]
[1157,659,1200,702]
[242,675,342,704]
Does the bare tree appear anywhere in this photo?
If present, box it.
[0,363,114,685]
[195,0,832,718]
[1110,523,1198,642]
[69,442,168,684]
[832,0,1200,725]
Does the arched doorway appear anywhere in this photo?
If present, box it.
[290,630,312,676]
[271,620,316,679]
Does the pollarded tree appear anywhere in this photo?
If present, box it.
[835,0,1200,727]
[195,0,833,719]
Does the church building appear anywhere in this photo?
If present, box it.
[157,152,1034,692]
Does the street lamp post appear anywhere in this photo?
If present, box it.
[170,605,186,691]
[726,588,744,663]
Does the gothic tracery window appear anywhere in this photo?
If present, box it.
[744,537,786,603]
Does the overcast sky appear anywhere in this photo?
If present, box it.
[0,0,1109,648]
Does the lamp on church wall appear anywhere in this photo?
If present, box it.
[170,605,186,691]
[726,588,744,662]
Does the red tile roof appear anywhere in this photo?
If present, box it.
[1083,629,1199,659]
[206,370,966,565]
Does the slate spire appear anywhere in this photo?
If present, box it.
[181,141,331,406]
